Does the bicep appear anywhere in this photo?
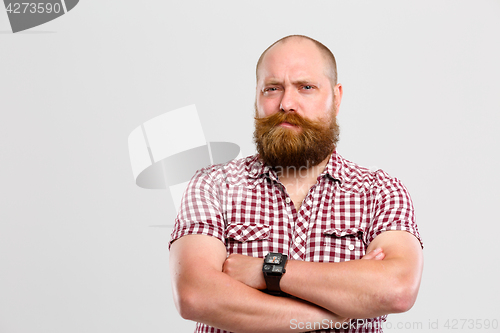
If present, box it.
[170,234,227,276]
[169,235,228,318]
[366,230,423,286]
[367,230,422,260]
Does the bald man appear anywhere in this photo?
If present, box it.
[169,35,423,333]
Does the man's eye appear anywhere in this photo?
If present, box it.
[302,85,313,90]
[263,87,280,95]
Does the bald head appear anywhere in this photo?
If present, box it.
[256,35,338,87]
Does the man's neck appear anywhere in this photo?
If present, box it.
[275,153,331,181]
[275,154,331,211]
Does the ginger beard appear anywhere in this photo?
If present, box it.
[253,107,340,170]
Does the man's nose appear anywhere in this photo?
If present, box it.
[279,88,298,112]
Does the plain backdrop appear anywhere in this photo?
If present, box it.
[1,1,499,332]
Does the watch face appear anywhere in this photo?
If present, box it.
[265,254,282,264]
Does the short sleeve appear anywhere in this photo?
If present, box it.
[364,170,423,248]
[169,168,226,249]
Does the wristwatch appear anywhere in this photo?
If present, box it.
[262,252,287,295]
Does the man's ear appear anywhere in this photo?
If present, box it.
[334,83,343,116]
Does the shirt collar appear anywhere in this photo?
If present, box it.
[247,155,273,179]
[321,151,343,184]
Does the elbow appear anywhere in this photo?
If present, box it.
[386,281,420,314]
[389,289,417,313]
[173,287,204,321]
[384,261,423,314]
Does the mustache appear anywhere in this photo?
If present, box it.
[254,111,323,129]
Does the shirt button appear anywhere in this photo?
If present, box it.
[295,237,301,245]
[348,244,355,251]
[285,197,291,204]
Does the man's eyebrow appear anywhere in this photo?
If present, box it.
[292,79,317,86]
[263,78,317,86]
[263,78,282,85]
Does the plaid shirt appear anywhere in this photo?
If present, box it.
[170,151,422,333]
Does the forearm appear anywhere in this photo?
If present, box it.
[174,266,345,333]
[281,232,423,319]
[281,259,406,318]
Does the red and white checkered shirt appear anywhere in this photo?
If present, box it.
[170,151,422,333]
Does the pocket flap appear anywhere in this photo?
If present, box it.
[226,224,270,242]
[323,227,364,238]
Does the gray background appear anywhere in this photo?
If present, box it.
[1,1,499,332]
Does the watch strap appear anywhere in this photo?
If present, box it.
[265,274,283,293]
[263,253,287,295]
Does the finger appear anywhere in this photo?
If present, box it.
[361,248,383,260]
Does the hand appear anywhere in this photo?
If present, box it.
[222,254,266,290]
[361,247,385,260]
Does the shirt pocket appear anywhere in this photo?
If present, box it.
[225,223,270,257]
[320,227,366,262]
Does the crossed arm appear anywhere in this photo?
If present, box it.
[169,230,423,333]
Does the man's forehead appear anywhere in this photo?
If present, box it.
[258,58,328,86]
